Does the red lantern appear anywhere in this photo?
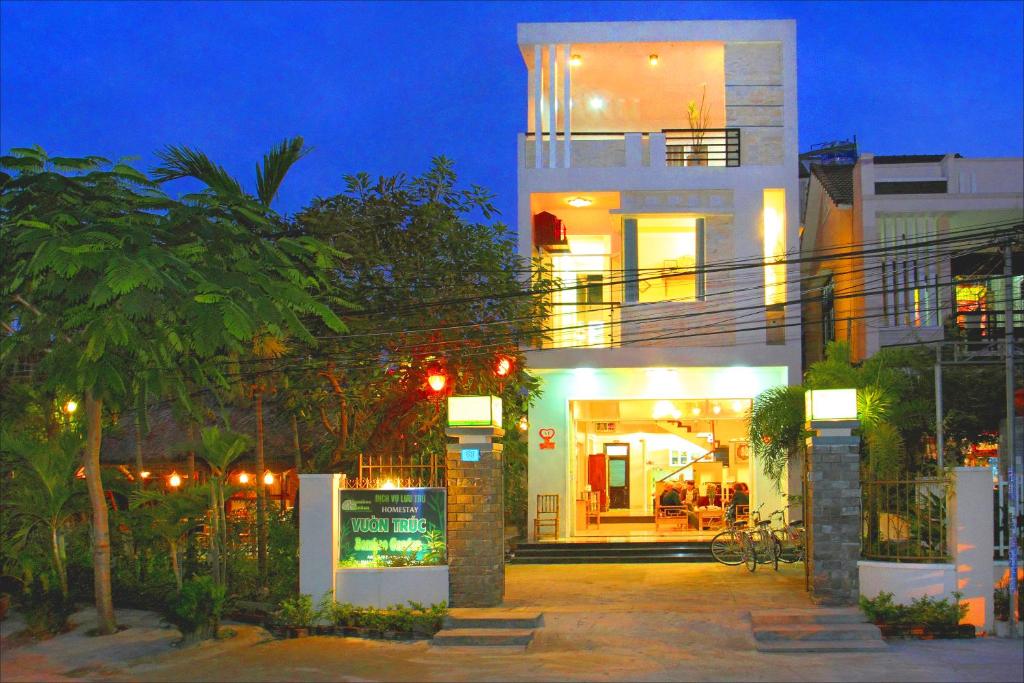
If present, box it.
[494,355,514,378]
[427,372,447,393]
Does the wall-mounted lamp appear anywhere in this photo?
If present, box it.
[649,54,659,66]
[566,196,593,208]
[569,54,582,67]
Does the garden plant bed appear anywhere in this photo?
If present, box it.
[271,624,433,640]
[876,623,976,640]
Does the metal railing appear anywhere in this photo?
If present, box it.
[356,453,445,487]
[861,477,951,563]
[543,301,621,349]
[664,128,741,167]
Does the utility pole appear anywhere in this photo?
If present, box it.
[935,345,944,470]
[1003,240,1019,638]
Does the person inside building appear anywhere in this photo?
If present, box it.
[659,482,682,507]
[728,482,750,524]
[682,479,698,505]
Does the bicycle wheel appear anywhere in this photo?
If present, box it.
[711,529,744,566]
[743,534,757,572]
[776,527,804,563]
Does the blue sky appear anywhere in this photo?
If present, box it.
[2,1,1022,222]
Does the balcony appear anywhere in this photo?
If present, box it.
[544,301,621,349]
[523,128,741,170]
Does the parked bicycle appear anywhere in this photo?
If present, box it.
[711,503,781,572]
[770,508,805,564]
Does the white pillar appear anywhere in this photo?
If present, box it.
[533,44,543,169]
[298,473,341,607]
[949,467,995,631]
[548,43,557,169]
[563,43,571,168]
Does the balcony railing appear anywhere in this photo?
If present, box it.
[544,302,620,349]
[522,129,742,169]
[664,128,741,167]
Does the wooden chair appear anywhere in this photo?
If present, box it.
[655,499,689,531]
[733,504,750,527]
[584,490,601,529]
[534,494,560,540]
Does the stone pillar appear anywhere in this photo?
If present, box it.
[298,473,341,607]
[445,426,505,607]
[806,420,861,605]
[949,467,995,631]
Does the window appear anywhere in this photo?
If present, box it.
[763,189,787,306]
[635,216,704,303]
[822,278,836,345]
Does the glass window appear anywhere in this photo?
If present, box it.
[636,216,698,303]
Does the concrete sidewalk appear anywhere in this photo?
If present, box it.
[1,564,1021,682]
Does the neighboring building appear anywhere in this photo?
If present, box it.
[516,20,801,540]
[801,153,1024,367]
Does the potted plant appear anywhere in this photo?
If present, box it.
[994,585,1011,637]
[275,594,317,638]
[686,84,712,167]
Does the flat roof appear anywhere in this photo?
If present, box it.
[517,19,795,47]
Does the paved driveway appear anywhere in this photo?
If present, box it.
[2,564,1021,682]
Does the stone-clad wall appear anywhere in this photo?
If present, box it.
[724,42,784,166]
[806,427,862,606]
[445,438,505,607]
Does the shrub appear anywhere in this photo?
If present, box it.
[860,590,968,626]
[275,594,317,628]
[164,576,226,643]
[19,576,75,636]
[994,586,1010,622]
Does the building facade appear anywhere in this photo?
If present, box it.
[516,20,802,540]
[801,153,1024,367]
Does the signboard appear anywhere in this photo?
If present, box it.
[339,488,446,564]
[460,448,481,462]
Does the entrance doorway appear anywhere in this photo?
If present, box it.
[605,443,630,509]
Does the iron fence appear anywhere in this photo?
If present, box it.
[861,477,951,563]
[356,452,444,488]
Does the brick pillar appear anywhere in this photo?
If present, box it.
[445,427,505,607]
[806,419,861,605]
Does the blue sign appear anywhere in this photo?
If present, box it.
[460,448,481,462]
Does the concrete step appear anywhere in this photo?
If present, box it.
[756,639,889,653]
[444,609,544,630]
[432,627,535,647]
[750,607,868,626]
[753,622,884,642]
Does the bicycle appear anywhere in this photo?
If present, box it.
[748,503,779,571]
[711,507,759,572]
[770,508,806,564]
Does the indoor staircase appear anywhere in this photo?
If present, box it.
[432,609,544,649]
[510,540,713,564]
[750,607,888,653]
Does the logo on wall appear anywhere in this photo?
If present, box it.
[538,428,556,450]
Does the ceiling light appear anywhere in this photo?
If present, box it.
[691,406,702,416]
[712,404,721,415]
[566,196,593,208]
[649,54,659,66]
[570,54,582,67]
[588,96,604,111]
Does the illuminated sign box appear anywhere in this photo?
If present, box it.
[447,395,502,428]
[460,448,481,462]
[805,388,857,421]
[339,487,446,564]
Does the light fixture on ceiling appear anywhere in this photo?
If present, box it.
[649,54,659,66]
[569,54,582,67]
[588,96,605,111]
[566,196,593,208]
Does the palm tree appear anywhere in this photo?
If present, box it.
[192,426,251,587]
[154,137,309,590]
[130,487,208,590]
[3,430,87,598]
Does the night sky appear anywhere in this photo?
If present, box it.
[2,1,1022,223]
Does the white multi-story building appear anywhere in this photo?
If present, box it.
[516,20,801,540]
